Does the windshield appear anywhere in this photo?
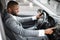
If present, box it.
[37,0,60,16]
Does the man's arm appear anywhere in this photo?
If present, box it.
[16,13,42,23]
[16,16,37,23]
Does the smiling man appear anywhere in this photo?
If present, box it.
[4,1,54,40]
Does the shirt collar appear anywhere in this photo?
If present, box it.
[9,14,17,21]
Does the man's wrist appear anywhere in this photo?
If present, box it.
[32,16,37,20]
[39,30,45,36]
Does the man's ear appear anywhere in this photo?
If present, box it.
[8,8,12,12]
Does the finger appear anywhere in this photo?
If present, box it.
[39,13,43,16]
[50,30,53,34]
[48,27,56,29]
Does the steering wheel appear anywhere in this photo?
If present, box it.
[40,10,48,24]
[35,9,49,29]
[37,9,49,23]
[36,9,56,29]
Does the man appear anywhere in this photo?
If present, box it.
[4,1,54,40]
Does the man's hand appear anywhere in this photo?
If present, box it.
[45,28,54,35]
[36,13,42,19]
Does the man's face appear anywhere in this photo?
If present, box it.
[10,5,19,15]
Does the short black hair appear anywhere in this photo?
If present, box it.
[7,1,18,9]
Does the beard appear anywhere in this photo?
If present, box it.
[11,12,18,16]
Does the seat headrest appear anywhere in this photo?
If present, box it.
[0,1,3,13]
